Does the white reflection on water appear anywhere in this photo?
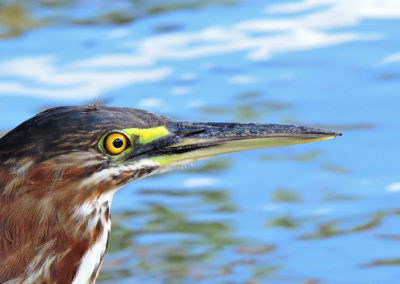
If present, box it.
[228,75,257,85]
[387,183,400,192]
[69,55,154,68]
[0,0,399,99]
[183,177,218,188]
[0,56,171,99]
[138,98,162,108]
[381,52,400,64]
[268,0,400,19]
[129,25,364,62]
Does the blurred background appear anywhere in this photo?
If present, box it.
[1,0,400,283]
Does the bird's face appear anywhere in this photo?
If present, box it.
[0,105,340,205]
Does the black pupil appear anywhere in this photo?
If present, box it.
[113,138,124,148]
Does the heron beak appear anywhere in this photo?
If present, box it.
[148,121,341,166]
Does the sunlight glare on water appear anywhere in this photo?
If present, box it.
[0,0,400,283]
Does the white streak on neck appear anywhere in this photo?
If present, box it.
[78,159,160,189]
[72,191,115,284]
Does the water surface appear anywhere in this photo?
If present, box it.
[1,0,400,283]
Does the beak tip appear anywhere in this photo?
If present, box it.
[326,131,341,137]
[332,131,342,137]
[310,127,342,138]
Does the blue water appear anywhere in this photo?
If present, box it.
[1,0,400,283]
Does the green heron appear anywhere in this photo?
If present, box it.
[0,105,340,283]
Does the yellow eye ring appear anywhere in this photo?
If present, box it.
[104,132,129,155]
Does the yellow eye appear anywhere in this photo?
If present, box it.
[104,132,129,155]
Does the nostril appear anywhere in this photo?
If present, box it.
[176,128,205,137]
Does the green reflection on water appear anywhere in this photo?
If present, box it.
[137,188,238,212]
[200,94,291,122]
[376,72,400,81]
[321,189,361,202]
[266,214,301,229]
[183,158,232,173]
[364,258,400,267]
[235,91,262,100]
[98,187,280,283]
[360,211,400,268]
[320,163,351,174]
[0,0,239,38]
[146,0,238,16]
[259,149,322,162]
[0,4,43,38]
[301,212,384,239]
[270,188,302,203]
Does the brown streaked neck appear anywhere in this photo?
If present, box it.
[0,154,114,283]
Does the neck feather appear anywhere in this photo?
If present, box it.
[0,154,116,283]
